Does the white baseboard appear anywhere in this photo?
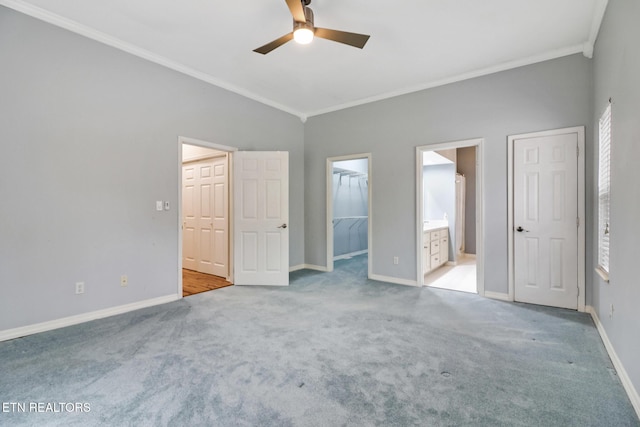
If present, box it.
[369,273,419,287]
[333,250,368,261]
[586,305,640,419]
[289,264,306,272]
[0,294,181,342]
[294,265,418,287]
[290,264,329,272]
[484,291,511,301]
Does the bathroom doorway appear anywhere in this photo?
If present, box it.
[416,139,484,294]
[326,154,372,277]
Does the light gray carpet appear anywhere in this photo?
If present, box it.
[1,255,638,426]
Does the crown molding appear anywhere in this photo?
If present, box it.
[305,44,585,118]
[2,0,607,122]
[582,0,609,58]
[0,0,306,120]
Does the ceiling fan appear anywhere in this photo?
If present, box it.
[253,0,370,55]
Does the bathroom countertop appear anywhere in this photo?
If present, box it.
[423,221,449,232]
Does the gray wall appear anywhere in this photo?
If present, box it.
[591,0,640,401]
[0,7,304,331]
[304,54,592,290]
[457,146,477,254]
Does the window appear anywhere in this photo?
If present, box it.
[597,101,611,281]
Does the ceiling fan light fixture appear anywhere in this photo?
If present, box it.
[253,0,369,54]
[293,27,314,44]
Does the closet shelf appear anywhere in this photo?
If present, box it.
[333,216,368,220]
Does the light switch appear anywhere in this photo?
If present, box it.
[156,201,163,211]
[164,201,170,211]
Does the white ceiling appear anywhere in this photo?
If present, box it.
[3,0,607,120]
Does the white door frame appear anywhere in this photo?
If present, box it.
[507,126,585,311]
[178,136,237,298]
[416,139,485,295]
[326,153,372,277]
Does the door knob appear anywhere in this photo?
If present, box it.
[277,223,287,229]
[516,226,529,232]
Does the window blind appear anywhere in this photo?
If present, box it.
[598,102,611,273]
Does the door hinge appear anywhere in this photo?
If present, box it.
[576,217,580,227]
[576,145,580,157]
[577,287,580,297]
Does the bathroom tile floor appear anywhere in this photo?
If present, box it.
[424,255,477,294]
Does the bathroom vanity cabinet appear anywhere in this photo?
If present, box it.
[422,225,449,275]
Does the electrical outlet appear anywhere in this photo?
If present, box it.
[121,275,128,287]
[156,201,163,211]
[75,282,85,295]
[393,256,399,265]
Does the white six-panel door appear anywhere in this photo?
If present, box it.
[182,156,229,278]
[233,151,289,286]
[210,156,229,278]
[196,159,216,275]
[182,163,198,271]
[513,132,579,309]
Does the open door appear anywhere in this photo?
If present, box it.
[233,151,289,286]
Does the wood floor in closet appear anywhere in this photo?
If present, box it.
[182,269,232,297]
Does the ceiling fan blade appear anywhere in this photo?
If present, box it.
[253,33,294,55]
[285,0,306,22]
[314,28,370,49]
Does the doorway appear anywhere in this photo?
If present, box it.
[507,127,585,311]
[416,139,484,294]
[178,137,236,297]
[326,154,372,277]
